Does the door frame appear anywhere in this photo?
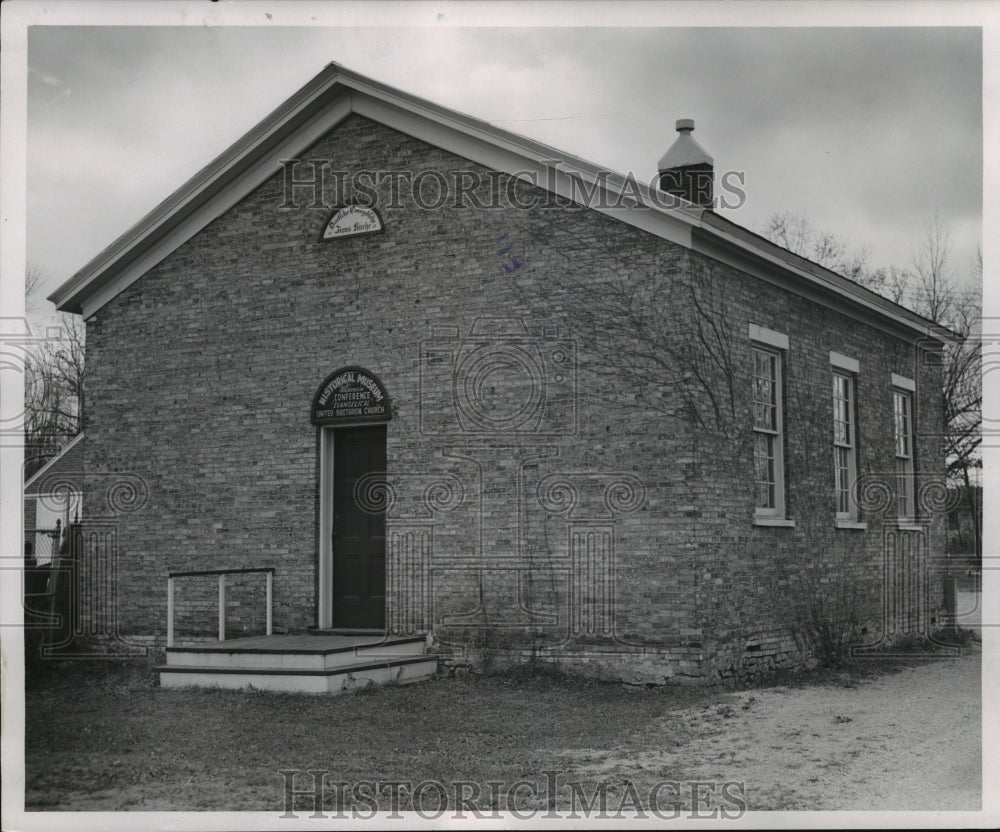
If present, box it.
[317,423,389,630]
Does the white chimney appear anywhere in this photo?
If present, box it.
[658,119,714,208]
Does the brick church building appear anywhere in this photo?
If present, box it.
[48,63,951,683]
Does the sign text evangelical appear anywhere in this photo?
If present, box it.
[311,368,391,425]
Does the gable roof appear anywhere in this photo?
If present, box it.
[49,62,950,344]
[24,432,85,493]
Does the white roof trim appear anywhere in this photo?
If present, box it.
[24,432,84,491]
[695,220,948,343]
[47,63,953,346]
[52,64,702,318]
[77,97,355,319]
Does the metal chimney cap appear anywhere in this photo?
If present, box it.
[675,118,695,132]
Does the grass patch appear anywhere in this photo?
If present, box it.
[25,655,725,812]
[23,646,973,812]
[732,632,979,691]
[862,627,981,654]
[932,626,981,647]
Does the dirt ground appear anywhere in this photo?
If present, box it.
[22,647,982,814]
[561,648,982,811]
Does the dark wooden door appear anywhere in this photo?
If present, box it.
[332,425,387,629]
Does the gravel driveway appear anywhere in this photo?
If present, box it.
[570,649,982,811]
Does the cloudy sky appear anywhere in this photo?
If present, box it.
[13,4,988,318]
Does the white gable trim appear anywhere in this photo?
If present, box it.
[77,97,355,319]
[54,66,700,319]
[24,432,84,491]
[351,94,697,246]
[693,223,948,344]
[48,63,954,346]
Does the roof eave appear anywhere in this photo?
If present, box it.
[49,62,955,348]
[23,432,85,491]
[49,65,361,314]
[49,62,703,315]
[694,214,956,345]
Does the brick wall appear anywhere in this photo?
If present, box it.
[170,572,270,642]
[81,114,947,680]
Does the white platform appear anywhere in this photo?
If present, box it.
[157,634,437,694]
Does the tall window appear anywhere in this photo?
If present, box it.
[832,372,857,519]
[752,346,784,515]
[894,389,915,520]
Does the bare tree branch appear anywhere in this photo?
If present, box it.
[23,265,85,479]
[759,213,983,558]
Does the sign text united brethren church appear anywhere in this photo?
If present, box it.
[311,367,391,425]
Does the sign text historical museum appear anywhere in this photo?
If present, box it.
[311,367,391,425]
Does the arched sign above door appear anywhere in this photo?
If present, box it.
[310,367,392,426]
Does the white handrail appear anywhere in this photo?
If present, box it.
[266,571,273,636]
[218,574,226,641]
[166,576,175,647]
[165,567,275,647]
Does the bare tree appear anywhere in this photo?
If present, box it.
[937,263,982,559]
[516,215,742,441]
[569,260,739,435]
[25,262,45,310]
[760,212,867,283]
[898,223,980,559]
[910,213,956,325]
[760,213,983,560]
[758,211,910,301]
[23,265,85,480]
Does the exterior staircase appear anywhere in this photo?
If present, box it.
[157,633,437,694]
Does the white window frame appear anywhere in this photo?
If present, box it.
[829,353,865,528]
[750,325,792,526]
[892,379,916,523]
[831,368,858,521]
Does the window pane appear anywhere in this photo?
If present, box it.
[754,431,775,509]
[835,446,850,514]
[832,372,852,448]
[894,390,915,518]
[752,344,782,514]
[752,349,777,432]
[896,457,913,517]
[832,370,857,518]
[834,419,849,446]
[894,391,911,458]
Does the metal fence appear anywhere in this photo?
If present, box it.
[24,523,64,566]
[23,523,76,653]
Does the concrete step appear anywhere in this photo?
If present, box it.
[164,634,426,670]
[157,655,438,694]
